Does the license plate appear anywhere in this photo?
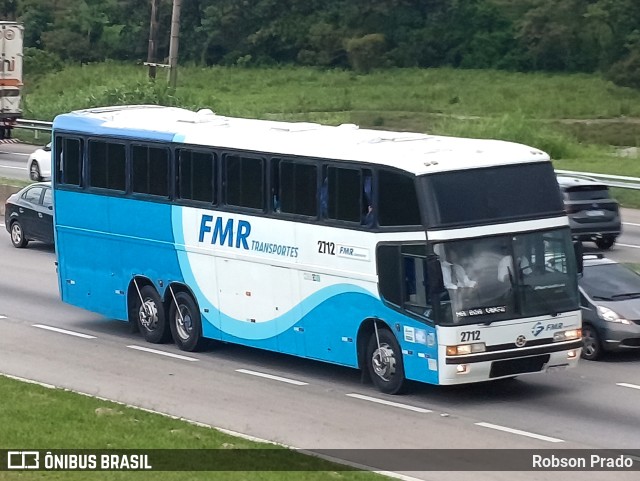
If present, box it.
[585,210,605,217]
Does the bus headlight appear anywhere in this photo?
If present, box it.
[446,342,486,356]
[553,328,582,342]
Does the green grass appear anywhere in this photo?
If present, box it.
[23,64,640,121]
[16,62,640,205]
[22,63,640,152]
[0,375,382,480]
[0,176,29,188]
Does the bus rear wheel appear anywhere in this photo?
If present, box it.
[169,291,205,352]
[136,285,171,343]
[366,328,406,394]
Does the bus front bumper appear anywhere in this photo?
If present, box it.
[438,339,582,385]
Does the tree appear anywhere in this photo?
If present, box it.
[515,0,599,71]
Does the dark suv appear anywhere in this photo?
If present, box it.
[556,175,621,250]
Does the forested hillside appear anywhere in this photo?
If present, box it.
[1,0,639,88]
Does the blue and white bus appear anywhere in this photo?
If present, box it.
[52,105,582,394]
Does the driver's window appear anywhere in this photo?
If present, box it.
[376,244,432,318]
[403,256,429,314]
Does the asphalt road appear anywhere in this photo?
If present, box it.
[0,142,44,181]
[1,144,640,480]
[1,229,640,480]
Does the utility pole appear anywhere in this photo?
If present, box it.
[167,0,182,89]
[146,0,160,79]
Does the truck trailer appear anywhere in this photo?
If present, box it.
[0,21,23,140]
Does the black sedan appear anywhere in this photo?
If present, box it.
[4,182,53,248]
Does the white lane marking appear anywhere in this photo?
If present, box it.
[346,393,432,413]
[0,164,27,170]
[236,368,308,385]
[616,243,640,250]
[0,315,6,319]
[0,223,4,228]
[622,222,640,227]
[127,345,198,362]
[617,382,640,390]
[2,373,56,389]
[0,151,29,157]
[475,422,564,443]
[33,324,96,339]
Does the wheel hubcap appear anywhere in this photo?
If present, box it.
[583,331,596,356]
[372,343,396,381]
[175,305,193,341]
[139,300,159,330]
[11,225,22,244]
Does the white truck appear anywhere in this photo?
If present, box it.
[0,21,23,140]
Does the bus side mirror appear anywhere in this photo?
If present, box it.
[573,241,583,275]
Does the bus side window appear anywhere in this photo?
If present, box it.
[56,137,83,187]
[177,149,216,204]
[324,166,362,223]
[271,159,281,212]
[89,140,126,192]
[319,176,328,218]
[276,159,317,217]
[132,144,170,197]
[378,170,421,226]
[362,171,374,227]
[223,154,265,210]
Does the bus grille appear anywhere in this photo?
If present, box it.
[489,354,551,378]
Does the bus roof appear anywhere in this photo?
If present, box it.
[53,105,550,176]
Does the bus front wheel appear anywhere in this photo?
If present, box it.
[366,328,406,394]
[136,285,171,343]
[169,291,205,352]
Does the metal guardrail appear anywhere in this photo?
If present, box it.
[15,118,52,132]
[555,170,640,191]
[10,119,640,190]
[14,118,52,141]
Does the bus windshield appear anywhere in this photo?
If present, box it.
[422,229,578,325]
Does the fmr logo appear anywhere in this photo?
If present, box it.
[532,322,545,337]
[515,335,527,348]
